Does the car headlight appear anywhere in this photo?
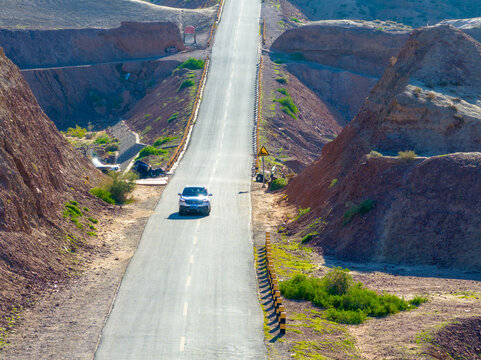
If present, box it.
[179,198,186,204]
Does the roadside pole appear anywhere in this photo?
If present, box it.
[257,146,269,188]
[262,155,265,187]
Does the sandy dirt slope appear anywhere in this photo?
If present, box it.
[1,185,164,360]
[0,0,215,30]
[251,184,481,360]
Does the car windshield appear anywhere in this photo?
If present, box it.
[182,187,207,196]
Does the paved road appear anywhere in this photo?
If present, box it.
[95,0,265,359]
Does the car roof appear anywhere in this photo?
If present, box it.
[184,185,207,189]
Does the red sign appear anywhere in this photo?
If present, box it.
[184,26,195,35]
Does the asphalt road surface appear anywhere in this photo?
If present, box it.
[95,0,265,358]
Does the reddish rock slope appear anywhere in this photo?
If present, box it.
[0,22,185,69]
[0,47,103,321]
[285,25,481,270]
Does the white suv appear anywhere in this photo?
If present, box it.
[178,185,212,216]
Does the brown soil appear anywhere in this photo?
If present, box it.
[125,65,203,145]
[0,185,164,359]
[260,55,342,173]
[426,317,481,360]
[251,184,481,360]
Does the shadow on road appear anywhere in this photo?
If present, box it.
[167,212,206,220]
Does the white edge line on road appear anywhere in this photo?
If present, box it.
[179,336,186,352]
[183,302,188,316]
[193,236,198,245]
[186,275,191,288]
[189,255,194,264]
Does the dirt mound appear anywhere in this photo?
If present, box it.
[427,317,481,359]
[285,25,481,271]
[287,0,481,28]
[0,22,185,69]
[0,47,103,323]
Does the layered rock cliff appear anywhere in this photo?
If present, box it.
[285,25,481,270]
[0,22,185,69]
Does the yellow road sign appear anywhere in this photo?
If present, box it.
[257,146,269,156]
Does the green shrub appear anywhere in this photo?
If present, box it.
[136,146,167,160]
[275,95,298,119]
[65,125,87,138]
[398,150,417,160]
[324,308,367,324]
[87,231,97,237]
[295,207,310,220]
[94,134,112,145]
[329,179,338,188]
[409,296,428,306]
[90,187,115,204]
[167,112,179,123]
[153,136,177,147]
[82,207,90,212]
[368,150,383,158]
[280,268,426,324]
[71,217,83,229]
[275,77,288,84]
[88,217,98,224]
[176,58,205,70]
[108,171,137,204]
[269,178,287,191]
[343,199,375,225]
[64,203,83,218]
[322,267,352,295]
[301,232,318,243]
[290,17,302,23]
[140,126,152,136]
[178,79,195,91]
[90,172,137,205]
[277,88,288,96]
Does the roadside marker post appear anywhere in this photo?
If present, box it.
[257,146,269,187]
[280,312,287,334]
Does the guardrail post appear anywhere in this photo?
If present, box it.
[279,312,286,334]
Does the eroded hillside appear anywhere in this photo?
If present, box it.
[285,25,481,270]
[0,48,105,324]
[287,0,481,28]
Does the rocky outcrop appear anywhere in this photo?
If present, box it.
[288,0,481,28]
[0,22,185,69]
[285,25,481,270]
[0,47,103,318]
[22,58,179,130]
[271,21,409,124]
[272,21,410,77]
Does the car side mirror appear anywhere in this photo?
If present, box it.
[208,193,213,196]
[178,193,182,196]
